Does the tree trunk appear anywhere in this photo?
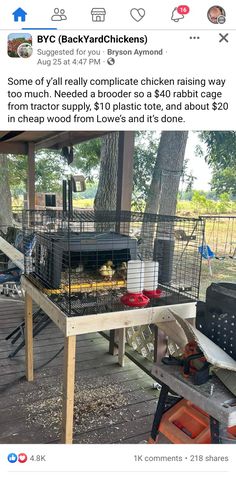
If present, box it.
[0,155,12,233]
[140,131,188,258]
[145,131,188,216]
[94,132,119,211]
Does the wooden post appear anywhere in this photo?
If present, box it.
[25,292,34,381]
[62,335,76,444]
[118,328,126,367]
[109,132,135,355]
[27,142,35,210]
[116,132,135,214]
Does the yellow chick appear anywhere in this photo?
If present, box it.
[106,260,114,267]
[99,263,115,280]
[116,262,127,280]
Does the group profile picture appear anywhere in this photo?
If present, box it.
[7,33,33,58]
[207,5,226,24]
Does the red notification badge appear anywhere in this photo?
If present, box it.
[177,5,190,15]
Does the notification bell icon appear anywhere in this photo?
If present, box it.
[171,7,184,22]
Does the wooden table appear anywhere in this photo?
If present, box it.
[151,363,236,443]
[21,276,196,444]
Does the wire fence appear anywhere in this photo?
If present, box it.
[199,215,236,300]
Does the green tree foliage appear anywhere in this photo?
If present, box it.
[198,131,236,195]
[191,191,233,214]
[35,150,66,192]
[73,132,161,208]
[8,150,67,194]
[211,167,236,196]
[192,191,212,212]
[8,154,27,194]
[73,139,101,181]
[6,132,192,214]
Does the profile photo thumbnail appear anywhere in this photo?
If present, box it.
[8,33,33,58]
[207,5,226,24]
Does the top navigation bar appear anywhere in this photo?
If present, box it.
[0,1,235,30]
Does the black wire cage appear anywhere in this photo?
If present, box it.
[22,210,205,317]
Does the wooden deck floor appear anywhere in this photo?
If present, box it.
[0,297,158,444]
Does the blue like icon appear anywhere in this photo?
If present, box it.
[8,453,18,463]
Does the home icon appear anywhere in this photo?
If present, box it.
[12,8,27,22]
[91,8,106,22]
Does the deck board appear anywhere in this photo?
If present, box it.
[0,297,158,444]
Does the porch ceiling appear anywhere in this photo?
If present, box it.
[0,131,108,155]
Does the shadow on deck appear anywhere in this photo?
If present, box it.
[0,297,158,444]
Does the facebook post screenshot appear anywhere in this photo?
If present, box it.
[0,1,236,476]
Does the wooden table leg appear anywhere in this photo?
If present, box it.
[118,328,126,367]
[62,335,76,444]
[109,329,118,355]
[25,292,34,382]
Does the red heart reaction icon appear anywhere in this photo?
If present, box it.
[18,453,28,464]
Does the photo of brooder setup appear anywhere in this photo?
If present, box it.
[1,130,235,445]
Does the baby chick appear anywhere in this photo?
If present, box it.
[75,264,84,273]
[116,262,127,280]
[99,261,115,280]
[106,260,114,268]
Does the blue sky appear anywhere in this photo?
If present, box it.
[8,33,31,41]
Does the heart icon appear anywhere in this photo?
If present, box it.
[18,453,27,464]
[130,8,145,22]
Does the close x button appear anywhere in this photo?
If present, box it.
[219,33,229,43]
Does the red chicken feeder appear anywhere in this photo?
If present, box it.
[121,292,150,307]
[143,288,163,299]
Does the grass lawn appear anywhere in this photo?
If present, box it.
[200,258,236,300]
[199,216,236,298]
